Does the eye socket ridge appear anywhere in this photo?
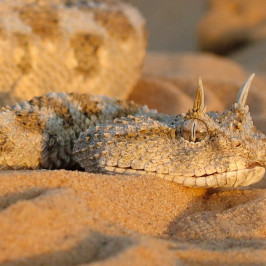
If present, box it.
[180,118,208,142]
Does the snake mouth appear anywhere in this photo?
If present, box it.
[178,166,265,188]
[103,165,265,188]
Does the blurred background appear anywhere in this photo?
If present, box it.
[129,0,206,51]
[129,0,266,74]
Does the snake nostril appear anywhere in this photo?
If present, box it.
[248,162,263,169]
[232,139,241,147]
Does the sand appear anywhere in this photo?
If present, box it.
[0,170,265,265]
[0,52,266,265]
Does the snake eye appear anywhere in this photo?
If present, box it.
[181,119,208,142]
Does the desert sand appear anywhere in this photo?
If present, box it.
[0,52,265,265]
[0,168,265,266]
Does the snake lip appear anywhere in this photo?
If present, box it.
[192,163,264,178]
[103,165,265,188]
[193,162,264,178]
[180,166,265,187]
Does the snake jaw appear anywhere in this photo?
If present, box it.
[101,165,265,188]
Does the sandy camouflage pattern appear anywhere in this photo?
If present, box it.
[0,75,265,188]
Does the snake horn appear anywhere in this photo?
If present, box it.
[193,77,205,112]
[236,73,255,107]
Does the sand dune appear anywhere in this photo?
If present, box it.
[0,170,265,265]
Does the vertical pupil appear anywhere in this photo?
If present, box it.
[180,118,208,142]
[191,121,196,142]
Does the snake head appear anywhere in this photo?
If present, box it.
[74,75,266,188]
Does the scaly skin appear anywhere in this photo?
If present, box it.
[0,76,265,188]
[0,92,154,170]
